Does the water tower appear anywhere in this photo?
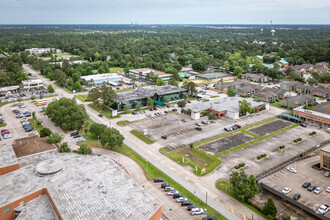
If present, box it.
[260,28,263,34]
[271,29,275,36]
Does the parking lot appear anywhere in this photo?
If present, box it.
[0,88,54,103]
[259,156,330,219]
[248,120,293,137]
[213,125,330,180]
[201,132,256,155]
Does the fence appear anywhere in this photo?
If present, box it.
[260,183,329,220]
[256,140,330,180]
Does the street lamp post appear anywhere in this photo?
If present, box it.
[97,135,99,146]
[146,159,149,175]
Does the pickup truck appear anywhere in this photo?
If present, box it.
[318,205,330,215]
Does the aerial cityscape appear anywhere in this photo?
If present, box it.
[0,1,329,220]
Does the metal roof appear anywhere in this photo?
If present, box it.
[281,114,302,121]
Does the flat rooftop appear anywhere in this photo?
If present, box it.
[0,144,18,168]
[80,73,122,81]
[0,151,160,219]
[293,106,330,119]
[197,72,230,79]
[115,90,150,103]
[183,97,266,113]
[130,68,171,77]
[21,79,43,84]
[321,144,330,153]
[12,136,57,158]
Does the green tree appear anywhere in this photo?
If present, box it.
[207,111,217,120]
[307,78,318,86]
[88,87,101,104]
[227,89,236,97]
[177,100,186,108]
[156,77,166,86]
[75,144,92,154]
[32,111,36,119]
[72,81,82,92]
[168,76,179,86]
[39,94,43,99]
[17,98,22,102]
[40,127,52,137]
[239,99,255,116]
[192,59,206,72]
[135,103,142,111]
[31,95,36,100]
[146,97,154,109]
[100,127,124,148]
[47,132,63,145]
[229,169,259,201]
[100,86,117,109]
[262,198,277,217]
[46,98,87,131]
[182,93,188,100]
[58,142,71,153]
[182,81,197,97]
[89,123,107,137]
[163,97,169,104]
[123,105,131,113]
[47,84,55,93]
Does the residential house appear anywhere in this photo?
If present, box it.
[262,87,289,100]
[277,58,289,68]
[236,86,256,97]
[312,102,330,114]
[296,84,315,95]
[241,73,268,83]
[312,87,330,100]
[216,80,249,93]
[281,94,316,108]
[255,91,278,103]
[316,62,329,69]
[280,81,303,91]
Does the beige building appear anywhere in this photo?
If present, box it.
[320,145,330,171]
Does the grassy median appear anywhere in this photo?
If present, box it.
[131,130,154,144]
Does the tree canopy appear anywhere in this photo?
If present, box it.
[229,169,259,201]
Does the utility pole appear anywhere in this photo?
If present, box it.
[97,135,99,146]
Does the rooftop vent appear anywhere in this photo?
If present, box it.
[35,159,64,176]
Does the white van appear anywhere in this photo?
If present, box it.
[326,128,330,133]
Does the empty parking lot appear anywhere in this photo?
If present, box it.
[248,119,293,136]
[259,156,330,219]
[200,132,255,155]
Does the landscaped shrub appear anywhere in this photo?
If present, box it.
[257,154,267,160]
[279,145,285,149]
[239,163,245,167]
[40,128,52,137]
[294,138,302,143]
[58,142,71,153]
[235,165,240,169]
[297,138,302,141]
[309,131,317,135]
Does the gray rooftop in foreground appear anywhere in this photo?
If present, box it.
[116,85,186,103]
[15,195,57,220]
[0,144,18,168]
[322,144,330,153]
[197,72,230,79]
[183,97,266,113]
[0,151,160,220]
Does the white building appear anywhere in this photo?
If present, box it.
[25,48,61,55]
[21,79,44,90]
[0,85,20,97]
[129,68,172,82]
[80,73,122,85]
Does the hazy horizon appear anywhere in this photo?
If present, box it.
[1,0,330,25]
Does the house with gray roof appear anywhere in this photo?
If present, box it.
[216,80,249,92]
[280,81,303,91]
[241,73,268,83]
[281,94,316,108]
[312,101,330,114]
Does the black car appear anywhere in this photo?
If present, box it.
[302,181,311,188]
[0,119,4,124]
[307,184,316,191]
[202,216,217,220]
[300,123,307,128]
[161,135,167,139]
[293,193,301,200]
[153,177,164,183]
[132,112,138,115]
[172,193,183,199]
[195,127,202,131]
[25,128,33,132]
[161,183,171,188]
[224,127,229,132]
[73,134,81,138]
[70,130,79,136]
[187,204,198,211]
[181,200,193,207]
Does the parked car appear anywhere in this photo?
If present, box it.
[202,120,208,125]
[70,130,79,136]
[195,127,202,131]
[167,190,179,196]
[164,186,174,192]
[324,171,330,177]
[202,216,217,220]
[161,183,171,188]
[98,113,103,117]
[132,112,138,115]
[293,193,301,200]
[317,205,330,215]
[175,197,187,203]
[195,122,201,126]
[307,184,316,191]
[191,208,204,215]
[161,135,167,139]
[182,118,187,122]
[314,187,323,194]
[282,187,291,194]
[172,193,183,199]
[153,177,164,183]
[326,186,330,193]
[187,205,198,211]
[300,123,307,128]
[3,133,12,139]
[181,200,193,207]
[302,181,311,188]
[224,127,229,132]
[286,167,297,173]
[234,124,241,128]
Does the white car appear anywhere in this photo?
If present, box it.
[3,134,12,139]
[286,167,297,173]
[326,186,330,193]
[282,187,291,194]
[318,205,330,214]
[314,187,323,194]
[167,190,178,196]
[191,208,204,215]
[175,197,187,203]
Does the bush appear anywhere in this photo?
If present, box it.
[312,131,316,134]
[279,145,285,149]
[239,163,245,167]
[235,165,240,169]
[58,142,71,153]
[294,139,298,143]
[257,155,262,160]
[40,128,52,137]
[257,154,267,160]
[36,120,42,125]
[297,138,302,141]
[74,144,92,155]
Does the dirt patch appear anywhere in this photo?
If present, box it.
[12,135,56,158]
[248,120,292,136]
[200,132,255,155]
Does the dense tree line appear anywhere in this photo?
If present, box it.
[0,53,27,86]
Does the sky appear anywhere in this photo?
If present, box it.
[1,0,330,24]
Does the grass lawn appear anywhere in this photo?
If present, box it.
[88,103,121,119]
[131,130,154,144]
[216,180,270,220]
[76,95,88,102]
[28,118,44,134]
[10,103,18,107]
[210,95,220,98]
[103,144,226,220]
[115,88,133,93]
[0,123,7,127]
[270,102,282,108]
[116,120,130,126]
[109,67,124,73]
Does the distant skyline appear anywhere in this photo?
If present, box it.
[1,0,330,24]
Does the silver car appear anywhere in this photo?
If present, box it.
[314,187,323,194]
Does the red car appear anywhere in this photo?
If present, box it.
[1,129,9,135]
[187,101,191,103]
[98,113,104,117]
